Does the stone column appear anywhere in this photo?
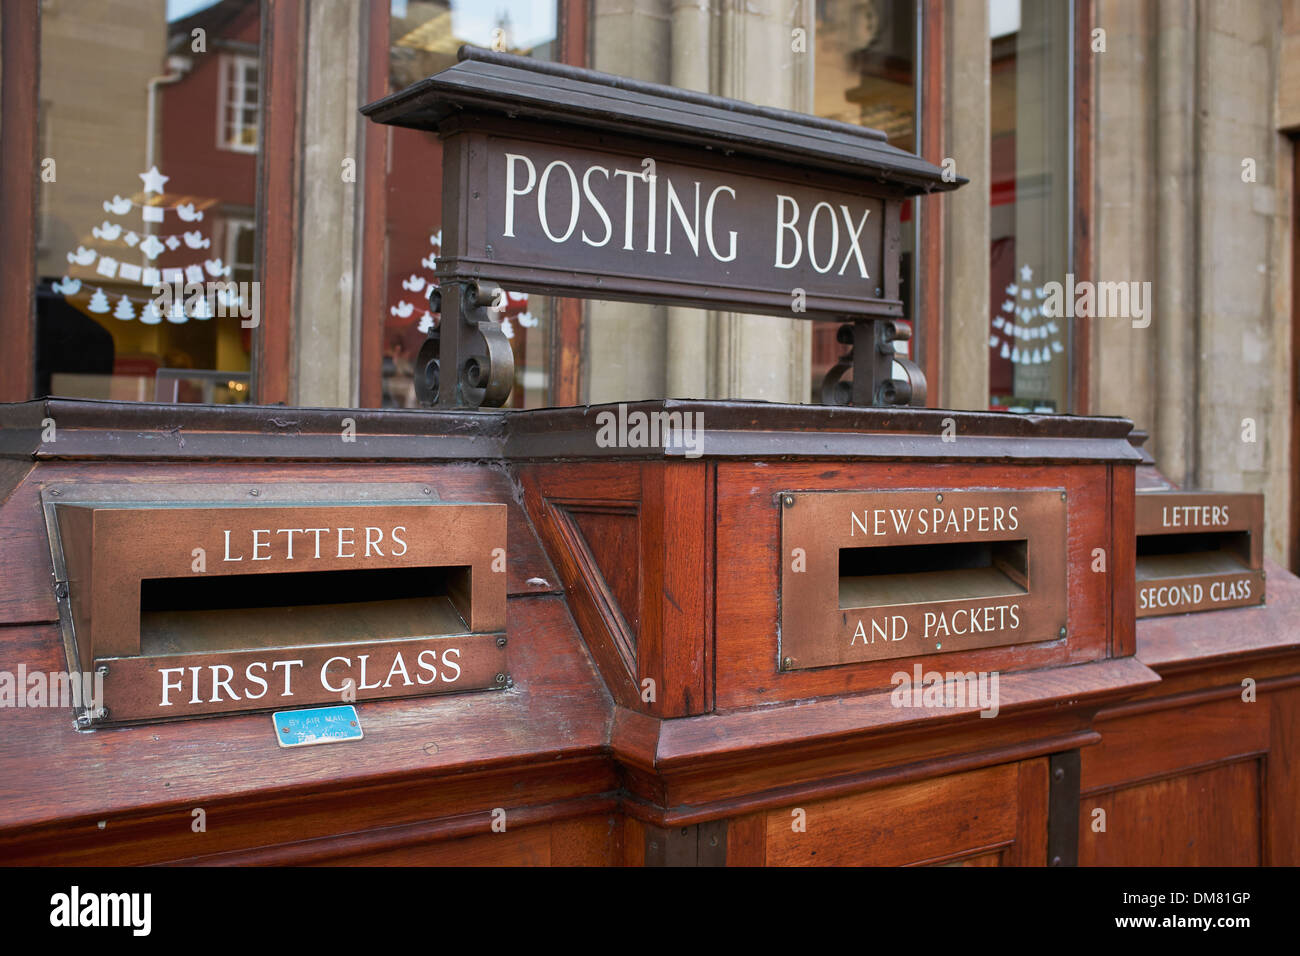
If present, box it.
[940,0,990,410]
[710,0,813,403]
[586,0,672,403]
[1152,0,1197,484]
[292,0,365,407]
[1091,0,1157,432]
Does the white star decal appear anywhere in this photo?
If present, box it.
[1020,264,1033,281]
[139,165,170,195]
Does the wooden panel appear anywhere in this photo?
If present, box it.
[323,825,551,866]
[1007,757,1049,866]
[518,465,642,707]
[1110,463,1136,656]
[622,817,646,867]
[519,461,712,717]
[550,815,621,866]
[639,462,709,717]
[934,849,1004,866]
[1266,688,1300,864]
[1079,760,1262,866]
[716,460,1115,709]
[568,506,641,643]
[726,812,767,866]
[1082,694,1269,795]
[763,763,1019,867]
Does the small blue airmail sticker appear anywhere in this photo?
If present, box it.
[273,705,364,748]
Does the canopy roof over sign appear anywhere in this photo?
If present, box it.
[362,46,965,197]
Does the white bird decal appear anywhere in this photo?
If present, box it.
[103,195,133,215]
[67,246,96,266]
[92,221,122,241]
[204,258,228,277]
[390,300,414,319]
[183,231,211,249]
[420,253,437,270]
[176,203,204,222]
[51,276,82,295]
[402,274,426,293]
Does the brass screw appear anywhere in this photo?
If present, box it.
[1059,626,1066,638]
[1060,492,1067,501]
[495,673,506,683]
[783,495,795,507]
[248,488,260,497]
[496,637,507,647]
[936,493,943,503]
[782,657,794,669]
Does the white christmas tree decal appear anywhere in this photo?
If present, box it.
[50,166,234,323]
[989,263,1066,365]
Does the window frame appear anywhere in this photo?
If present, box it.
[217,52,261,154]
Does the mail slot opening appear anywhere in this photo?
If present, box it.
[1135,530,1252,580]
[139,566,474,655]
[838,540,1028,609]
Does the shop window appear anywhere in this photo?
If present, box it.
[381,0,559,409]
[988,0,1072,412]
[34,0,262,404]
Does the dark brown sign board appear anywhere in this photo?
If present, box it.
[362,46,961,324]
[780,489,1067,668]
[44,488,508,723]
[1134,491,1264,617]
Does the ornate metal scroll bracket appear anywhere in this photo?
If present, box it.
[415,279,515,409]
[819,318,927,407]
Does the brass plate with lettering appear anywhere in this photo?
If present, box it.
[42,488,509,723]
[779,489,1067,669]
[1134,491,1264,618]
[98,633,509,723]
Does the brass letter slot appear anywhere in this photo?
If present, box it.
[1135,491,1264,617]
[42,484,508,724]
[781,490,1066,669]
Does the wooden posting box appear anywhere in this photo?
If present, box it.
[43,483,508,724]
[1134,491,1264,617]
